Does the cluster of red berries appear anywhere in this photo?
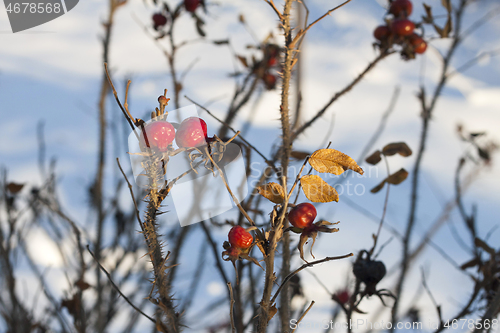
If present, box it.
[151,0,201,30]
[140,104,208,152]
[373,0,427,59]
[261,44,281,90]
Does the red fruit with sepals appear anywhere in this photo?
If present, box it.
[409,34,427,54]
[392,19,415,36]
[140,121,175,152]
[184,0,199,12]
[152,13,167,28]
[228,226,253,250]
[335,290,350,304]
[374,25,391,41]
[288,203,317,229]
[175,117,208,148]
[389,0,413,17]
[263,73,277,90]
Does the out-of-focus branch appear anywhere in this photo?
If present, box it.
[392,0,470,325]
[292,50,393,141]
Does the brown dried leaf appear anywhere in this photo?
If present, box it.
[290,151,310,160]
[309,149,363,175]
[257,182,285,204]
[75,279,91,291]
[433,23,444,38]
[237,55,248,68]
[386,168,409,185]
[474,237,495,255]
[442,14,452,38]
[370,180,387,194]
[460,257,480,270]
[7,182,24,194]
[365,150,382,165]
[298,232,309,261]
[422,3,434,24]
[269,304,278,320]
[300,175,339,203]
[441,0,451,12]
[382,142,412,157]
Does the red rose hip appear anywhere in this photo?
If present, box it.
[140,121,175,152]
[228,226,253,249]
[288,203,317,229]
[184,0,199,12]
[335,290,350,304]
[263,73,277,90]
[152,13,167,28]
[409,34,427,54]
[374,25,391,40]
[139,121,175,152]
[392,19,415,36]
[389,0,413,17]
[175,117,208,148]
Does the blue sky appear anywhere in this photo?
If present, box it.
[1,0,500,331]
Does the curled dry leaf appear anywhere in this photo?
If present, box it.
[257,182,285,204]
[269,304,278,321]
[7,182,24,194]
[422,3,434,24]
[309,149,363,175]
[237,55,248,68]
[474,237,495,255]
[382,142,412,157]
[460,257,480,270]
[297,220,339,261]
[386,168,408,185]
[290,150,310,160]
[370,180,386,194]
[441,0,451,12]
[300,175,339,203]
[365,150,382,165]
[370,168,409,193]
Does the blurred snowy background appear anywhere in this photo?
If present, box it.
[1,0,500,331]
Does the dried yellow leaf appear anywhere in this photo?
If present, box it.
[257,182,285,204]
[309,149,363,175]
[300,175,339,203]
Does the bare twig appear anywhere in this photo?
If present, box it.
[370,155,391,256]
[87,245,156,324]
[291,300,315,333]
[270,253,354,304]
[227,282,236,333]
[116,158,144,232]
[206,146,256,226]
[420,268,443,328]
[263,0,283,20]
[292,0,352,49]
[104,64,136,130]
[186,96,277,172]
[392,0,470,325]
[292,50,393,141]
